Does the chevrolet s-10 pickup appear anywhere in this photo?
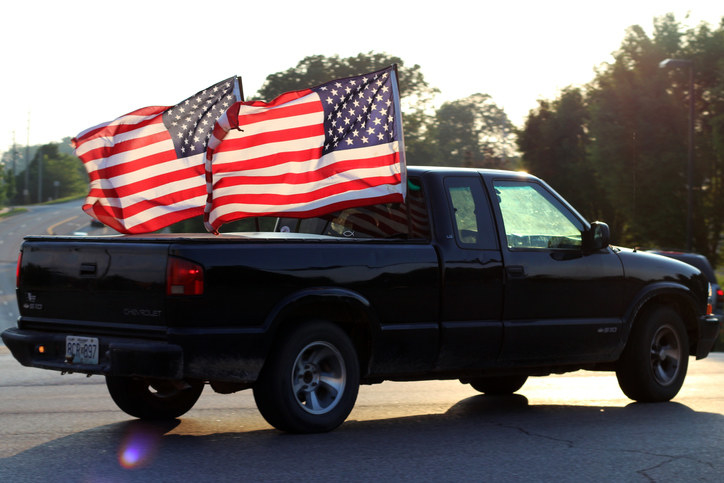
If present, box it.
[3,166,720,433]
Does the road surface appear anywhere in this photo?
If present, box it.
[1,348,722,481]
[1,202,722,481]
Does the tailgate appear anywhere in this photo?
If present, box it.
[18,239,169,334]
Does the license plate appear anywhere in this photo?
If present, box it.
[65,336,99,365]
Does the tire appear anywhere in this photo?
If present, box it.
[615,306,689,402]
[253,321,360,433]
[105,376,204,420]
[468,375,528,395]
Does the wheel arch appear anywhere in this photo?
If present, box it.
[262,287,378,377]
[623,282,701,356]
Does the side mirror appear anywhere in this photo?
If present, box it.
[583,221,610,251]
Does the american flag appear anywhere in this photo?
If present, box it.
[204,65,406,232]
[73,77,241,234]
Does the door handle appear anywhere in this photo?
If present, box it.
[80,263,97,277]
[506,265,525,278]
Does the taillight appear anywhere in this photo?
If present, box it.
[166,257,204,295]
[16,251,22,289]
[706,283,715,315]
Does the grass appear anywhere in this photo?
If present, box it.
[43,195,85,205]
[0,207,28,218]
[0,194,85,218]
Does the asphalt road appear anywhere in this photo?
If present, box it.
[1,349,722,481]
[1,203,723,481]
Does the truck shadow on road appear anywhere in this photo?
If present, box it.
[2,396,723,481]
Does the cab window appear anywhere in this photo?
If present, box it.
[494,181,583,250]
[444,177,497,249]
[275,177,430,240]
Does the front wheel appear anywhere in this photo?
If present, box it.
[253,322,360,433]
[105,376,204,420]
[615,306,689,402]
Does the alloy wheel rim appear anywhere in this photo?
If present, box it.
[291,341,346,415]
[649,323,682,386]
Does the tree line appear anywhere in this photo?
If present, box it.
[256,15,724,262]
[254,52,518,170]
[2,13,722,264]
[1,140,87,205]
[519,14,724,263]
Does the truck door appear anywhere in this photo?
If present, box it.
[434,175,504,370]
[487,178,625,363]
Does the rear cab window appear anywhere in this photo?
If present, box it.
[444,176,497,249]
[276,177,431,240]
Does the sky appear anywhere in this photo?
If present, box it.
[0,0,722,158]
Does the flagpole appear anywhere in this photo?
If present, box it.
[390,65,407,199]
[234,76,243,102]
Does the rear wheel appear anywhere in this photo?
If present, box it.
[467,375,528,395]
[105,376,203,419]
[616,306,689,402]
[253,321,360,433]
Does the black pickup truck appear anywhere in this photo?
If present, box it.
[3,166,720,433]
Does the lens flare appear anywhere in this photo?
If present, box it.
[118,423,162,469]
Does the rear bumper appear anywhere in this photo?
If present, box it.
[1,328,183,379]
[696,314,722,359]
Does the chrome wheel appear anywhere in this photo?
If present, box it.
[650,323,683,386]
[292,341,346,415]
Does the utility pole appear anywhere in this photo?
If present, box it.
[24,114,30,204]
[37,153,43,203]
[10,131,17,204]
[10,131,17,176]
